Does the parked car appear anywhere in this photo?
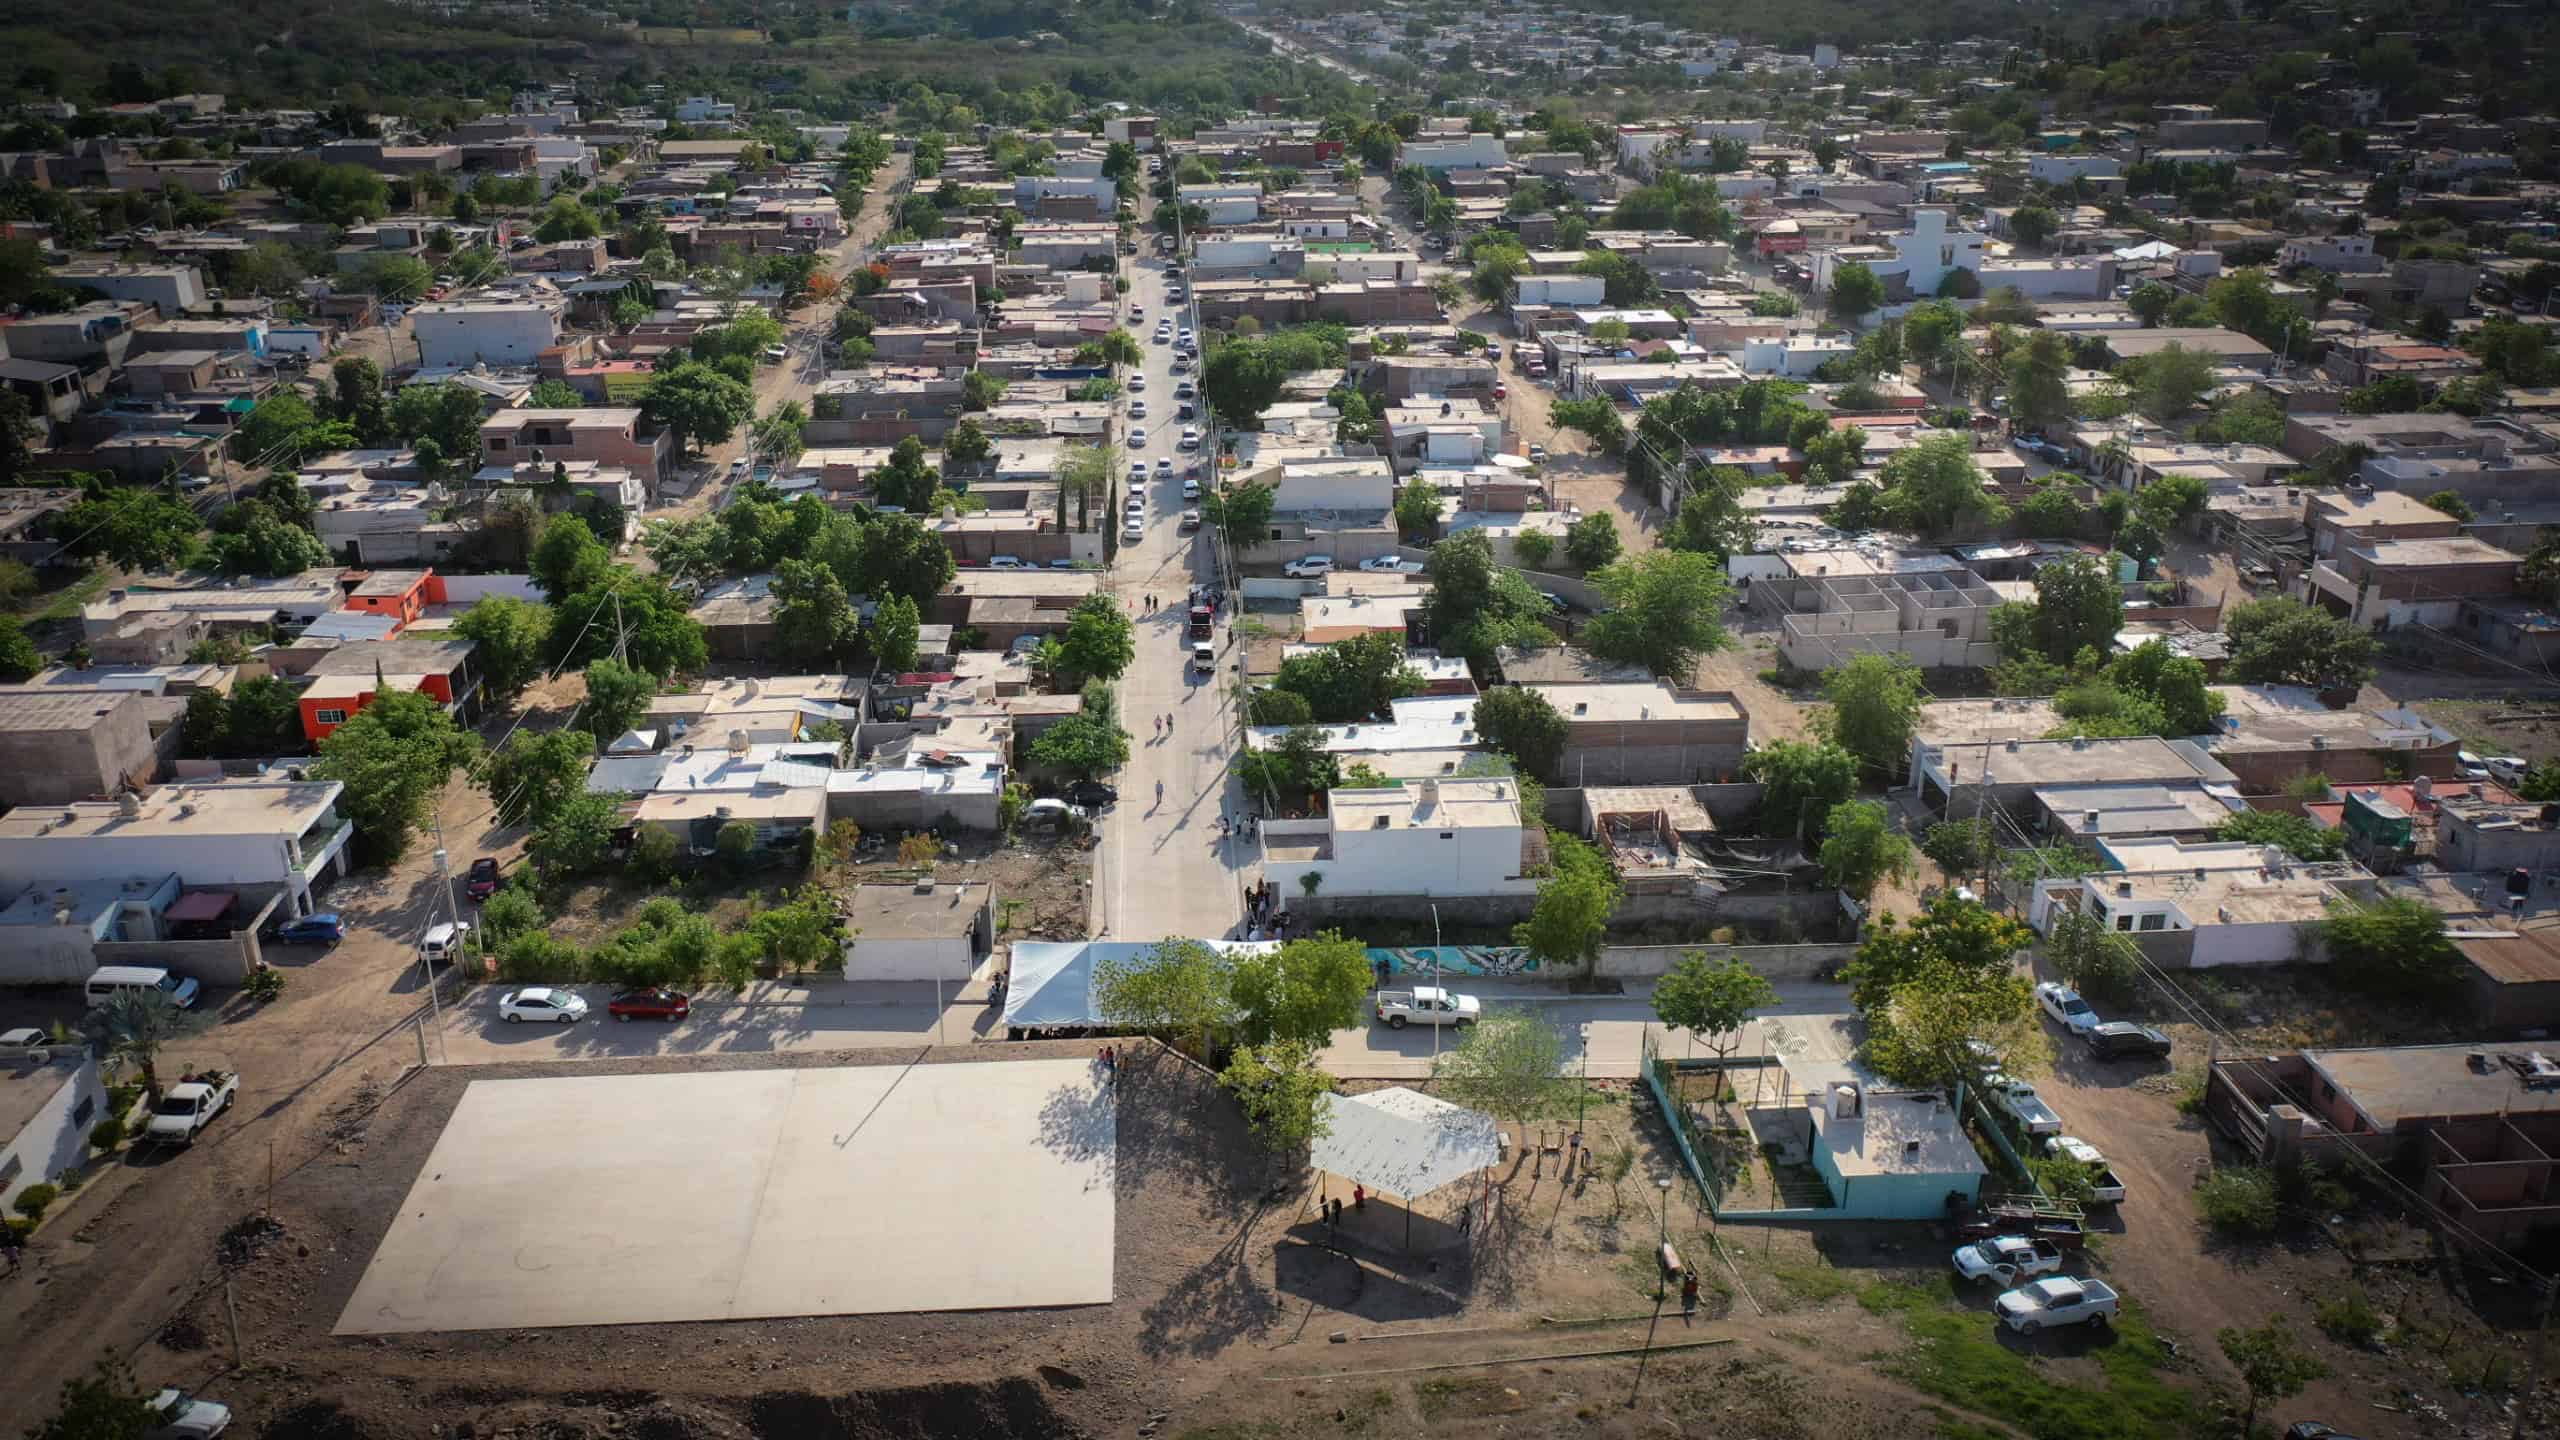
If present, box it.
[271,913,344,947]
[1128,373,1146,391]
[1180,509,1202,531]
[0,1027,50,1057]
[1025,798,1089,829]
[2035,981,2100,1034]
[1951,1234,2068,1285]
[1128,399,1148,420]
[1154,457,1173,477]
[1993,1276,2119,1333]
[1984,1075,2064,1136]
[1527,444,1548,462]
[2043,1136,2128,1204]
[1178,426,1201,449]
[2084,1020,2173,1061]
[1282,555,1336,578]
[1065,780,1119,807]
[1174,381,1197,399]
[1127,426,1148,448]
[761,344,789,363]
[1191,642,1218,675]
[986,555,1028,570]
[143,1069,238,1146]
[1359,556,1426,573]
[2486,755,2530,784]
[607,987,692,1023]
[465,858,501,901]
[1123,517,1145,543]
[1374,986,1480,1029]
[419,921,472,967]
[1182,478,1201,499]
[145,1387,233,1439]
[500,987,588,1024]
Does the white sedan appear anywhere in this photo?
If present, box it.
[1359,556,1426,573]
[2035,981,2100,1035]
[1128,373,1146,391]
[500,987,589,1025]
[1127,426,1149,448]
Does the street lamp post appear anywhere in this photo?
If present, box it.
[1629,1177,1674,1409]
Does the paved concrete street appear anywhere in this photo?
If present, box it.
[430,980,1000,1064]
[1094,231,1250,944]
[1315,982,1853,1079]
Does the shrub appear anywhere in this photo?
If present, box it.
[2315,1284,2385,1346]
[629,825,680,883]
[715,819,756,872]
[2031,1153,2098,1206]
[13,1183,59,1221]
[2195,1165,2280,1236]
[478,887,542,942]
[243,966,286,1003]
[1513,529,1555,569]
[498,930,584,982]
[89,1117,126,1153]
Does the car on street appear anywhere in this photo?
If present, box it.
[1179,426,1201,449]
[2084,1020,2173,1061]
[1283,555,1335,577]
[143,1069,238,1146]
[1174,381,1197,399]
[1128,463,1148,487]
[607,987,692,1022]
[1528,444,1548,462]
[145,1387,233,1439]
[271,913,344,947]
[1493,383,1507,399]
[1170,355,1190,373]
[1127,426,1148,447]
[1066,780,1119,807]
[761,345,789,363]
[500,987,589,1024]
[1155,457,1173,477]
[465,857,501,901]
[1180,509,1202,531]
[2486,755,2530,784]
[986,555,1027,569]
[1129,305,1144,321]
[1984,1075,2064,1135]
[1123,517,1145,543]
[1374,986,1479,1029]
[1182,478,1201,499]
[1128,373,1146,391]
[1128,399,1147,420]
[1359,556,1425,573]
[2035,981,2101,1034]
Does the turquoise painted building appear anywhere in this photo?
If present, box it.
[1796,1069,1988,1220]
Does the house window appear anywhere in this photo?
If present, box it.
[315,708,348,726]
[72,1095,95,1125]
[489,438,509,453]
[2115,914,2135,931]
[1440,831,1454,839]
[2138,913,2166,931]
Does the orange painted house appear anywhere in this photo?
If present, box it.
[295,636,481,742]
[340,568,448,633]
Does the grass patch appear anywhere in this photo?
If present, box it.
[1414,1375,1513,1422]
[1766,1254,1857,1305]
[1929,1413,2012,1440]
[1859,1278,2196,1440]
[23,565,113,624]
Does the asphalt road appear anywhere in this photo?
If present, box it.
[1315,982,1853,1079]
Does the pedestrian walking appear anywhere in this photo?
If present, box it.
[1459,1203,1473,1238]
[1681,1272,1700,1316]
[1352,1183,1366,1213]
[1100,1045,1118,1080]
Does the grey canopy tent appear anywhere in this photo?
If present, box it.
[1309,1087,1502,1250]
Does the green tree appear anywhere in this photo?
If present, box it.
[1423,529,1554,664]
[1874,433,2005,536]
[452,595,553,703]
[2127,281,2176,327]
[641,361,755,454]
[1514,831,1620,969]
[1819,654,1926,781]
[1472,684,1570,780]
[2007,205,2059,248]
[771,556,861,667]
[849,514,955,605]
[25,1356,159,1440]
[1563,511,1621,571]
[1092,937,1233,1060]
[1921,817,2000,878]
[1219,1042,1336,1155]
[527,379,584,408]
[1393,478,1440,540]
[312,688,479,865]
[529,787,622,879]
[2045,907,2139,1008]
[2218,1317,2328,1437]
[2225,596,2377,690]
[204,501,330,577]
[2124,342,2218,420]
[550,573,705,676]
[1273,630,1422,722]
[1200,478,1276,550]
[0,614,41,683]
[753,399,811,466]
[479,728,596,829]
[1827,261,1884,324]
[327,356,391,443]
[2422,489,2474,522]
[1846,896,2036,1088]
[870,592,922,672]
[1029,710,1129,778]
[2322,896,2461,1003]
[942,416,992,467]
[1202,340,1289,427]
[1652,952,1778,1063]
[1046,592,1134,682]
[577,657,657,741]
[1661,466,1756,562]
[1584,549,1733,680]
[59,492,201,572]
[529,513,611,602]
[2003,329,2073,431]
[1430,1011,1574,1144]
[1229,932,1371,1048]
[1817,799,1915,901]
[2024,552,2123,664]
[1744,739,1861,841]
[868,436,942,514]
[79,988,204,1103]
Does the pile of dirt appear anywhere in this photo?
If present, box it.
[747,1380,1084,1440]
[217,1213,286,1267]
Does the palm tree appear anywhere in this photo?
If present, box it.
[82,989,207,1101]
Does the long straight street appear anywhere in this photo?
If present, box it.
[1095,240,1250,942]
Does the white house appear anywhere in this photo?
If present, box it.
[1272,456,1396,512]
[1514,274,1605,307]
[1741,334,1854,377]
[840,883,992,982]
[1402,135,1506,171]
[1,1049,106,1216]
[408,297,565,369]
[1257,778,1541,901]
[1884,208,1986,300]
[0,780,354,919]
[1178,184,1262,226]
[676,96,736,123]
[2027,154,2123,187]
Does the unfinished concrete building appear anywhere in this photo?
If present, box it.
[1773,570,2004,672]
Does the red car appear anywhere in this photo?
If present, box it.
[464,857,501,901]
[607,987,691,1023]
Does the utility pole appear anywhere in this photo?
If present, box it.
[1628,1177,1674,1409]
[422,820,461,1064]
[1430,902,1443,1069]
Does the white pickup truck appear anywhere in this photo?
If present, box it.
[143,1070,237,1146]
[1951,1234,2068,1285]
[1993,1275,2120,1333]
[1374,986,1480,1030]
[1983,1075,2064,1137]
[2045,1135,2129,1205]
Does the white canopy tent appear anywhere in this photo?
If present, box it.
[1309,1088,1501,1249]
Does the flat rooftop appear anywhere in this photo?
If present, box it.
[847,882,990,939]
[1526,682,1744,724]
[2104,861,2366,923]
[1820,1091,1990,1181]
[2037,782,2239,837]
[0,781,339,841]
[1329,778,1521,834]
[2307,1044,2560,1131]
[0,1055,89,1145]
[1914,697,2065,748]
[1923,735,2232,789]
[336,1062,1113,1334]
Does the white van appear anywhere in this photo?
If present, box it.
[419,921,473,967]
[86,965,201,1010]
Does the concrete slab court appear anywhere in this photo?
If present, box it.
[335,1058,1114,1334]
